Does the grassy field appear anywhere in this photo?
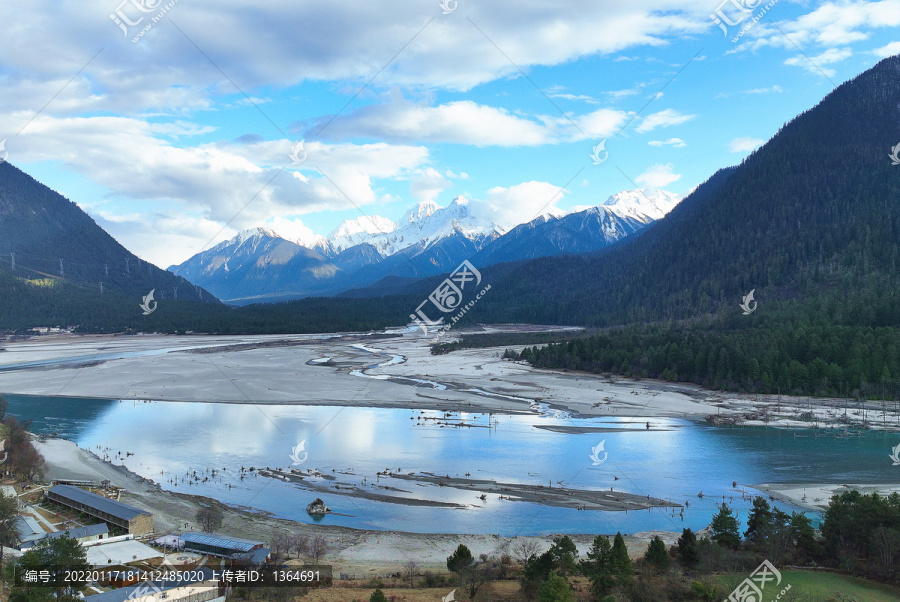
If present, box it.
[303,580,522,601]
[305,571,900,602]
[717,570,900,602]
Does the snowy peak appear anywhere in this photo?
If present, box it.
[401,200,441,225]
[598,189,681,222]
[237,227,279,244]
[291,231,329,252]
[210,227,282,253]
[389,196,501,253]
[326,196,500,257]
[327,215,398,254]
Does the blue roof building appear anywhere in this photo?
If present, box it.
[181,532,269,562]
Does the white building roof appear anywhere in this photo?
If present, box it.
[86,540,163,567]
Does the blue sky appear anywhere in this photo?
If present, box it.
[1,0,899,267]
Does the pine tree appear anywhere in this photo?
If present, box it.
[790,511,818,559]
[711,503,741,548]
[643,535,670,569]
[446,544,474,573]
[675,528,699,569]
[538,571,574,602]
[549,535,578,575]
[610,532,633,585]
[524,550,555,583]
[745,496,773,544]
[582,535,614,598]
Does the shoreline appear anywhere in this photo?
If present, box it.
[33,437,686,572]
[36,435,896,575]
[756,482,900,512]
[6,327,897,573]
[0,328,897,433]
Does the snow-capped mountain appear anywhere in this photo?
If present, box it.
[169,189,681,303]
[471,193,676,268]
[326,196,502,257]
[599,189,681,222]
[327,215,398,254]
[168,227,372,303]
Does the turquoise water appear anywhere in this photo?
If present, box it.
[6,394,899,536]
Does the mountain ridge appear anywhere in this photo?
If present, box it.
[169,189,680,303]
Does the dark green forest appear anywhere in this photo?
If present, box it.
[444,57,900,399]
[0,268,415,334]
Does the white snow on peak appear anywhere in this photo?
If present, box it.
[234,227,280,245]
[208,227,283,254]
[400,200,442,225]
[327,215,399,253]
[542,206,566,220]
[210,189,679,261]
[292,231,329,251]
[597,188,681,221]
[328,196,501,257]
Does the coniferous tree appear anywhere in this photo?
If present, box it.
[548,535,578,575]
[643,536,670,570]
[538,571,574,602]
[446,544,474,574]
[610,532,633,586]
[710,503,741,549]
[745,496,774,545]
[582,535,614,598]
[675,528,699,569]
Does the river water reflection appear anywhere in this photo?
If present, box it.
[8,394,897,536]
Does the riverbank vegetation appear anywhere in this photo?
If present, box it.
[296,492,900,601]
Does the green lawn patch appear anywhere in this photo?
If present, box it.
[717,570,900,602]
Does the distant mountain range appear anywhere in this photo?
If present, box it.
[169,189,680,304]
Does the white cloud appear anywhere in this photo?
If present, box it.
[549,93,599,104]
[576,108,631,139]
[745,85,783,94]
[606,88,642,100]
[0,0,712,118]
[635,163,681,187]
[648,138,686,148]
[307,100,553,146]
[784,47,853,77]
[262,217,324,248]
[2,113,432,265]
[782,1,900,47]
[873,41,900,57]
[409,167,452,202]
[732,1,900,55]
[476,181,567,229]
[308,100,629,145]
[729,137,765,153]
[636,109,695,133]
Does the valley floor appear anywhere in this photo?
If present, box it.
[0,325,896,431]
[4,325,899,574]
